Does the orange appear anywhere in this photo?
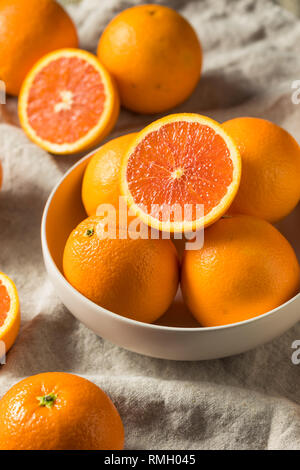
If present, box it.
[63,216,179,324]
[97,4,202,114]
[222,117,300,222]
[0,372,124,450]
[0,0,78,96]
[181,215,300,326]
[0,272,20,353]
[121,113,241,233]
[82,133,137,216]
[18,48,120,155]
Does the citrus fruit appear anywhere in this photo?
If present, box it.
[222,117,300,222]
[97,4,202,114]
[181,215,300,326]
[18,48,120,155]
[63,216,179,324]
[82,133,137,216]
[0,372,124,450]
[120,113,241,233]
[0,0,78,96]
[0,272,20,353]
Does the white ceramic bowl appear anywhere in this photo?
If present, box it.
[41,151,300,361]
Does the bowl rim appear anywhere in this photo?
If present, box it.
[41,148,300,333]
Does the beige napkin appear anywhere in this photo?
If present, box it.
[0,0,300,450]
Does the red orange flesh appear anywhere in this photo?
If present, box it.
[19,49,120,154]
[121,114,241,232]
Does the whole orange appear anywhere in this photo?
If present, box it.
[0,372,124,450]
[98,4,202,114]
[63,216,179,323]
[181,215,300,326]
[82,133,137,216]
[0,0,78,96]
[222,117,300,222]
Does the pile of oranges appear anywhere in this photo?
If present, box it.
[0,0,300,451]
[69,113,300,327]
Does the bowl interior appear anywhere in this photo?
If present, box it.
[44,153,300,329]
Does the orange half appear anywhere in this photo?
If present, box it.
[18,49,120,155]
[121,113,241,232]
[0,272,20,354]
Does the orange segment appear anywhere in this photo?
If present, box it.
[0,281,10,327]
[0,273,20,353]
[18,49,120,155]
[121,113,241,232]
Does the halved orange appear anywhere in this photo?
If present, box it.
[0,272,20,354]
[18,48,120,155]
[121,113,241,232]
